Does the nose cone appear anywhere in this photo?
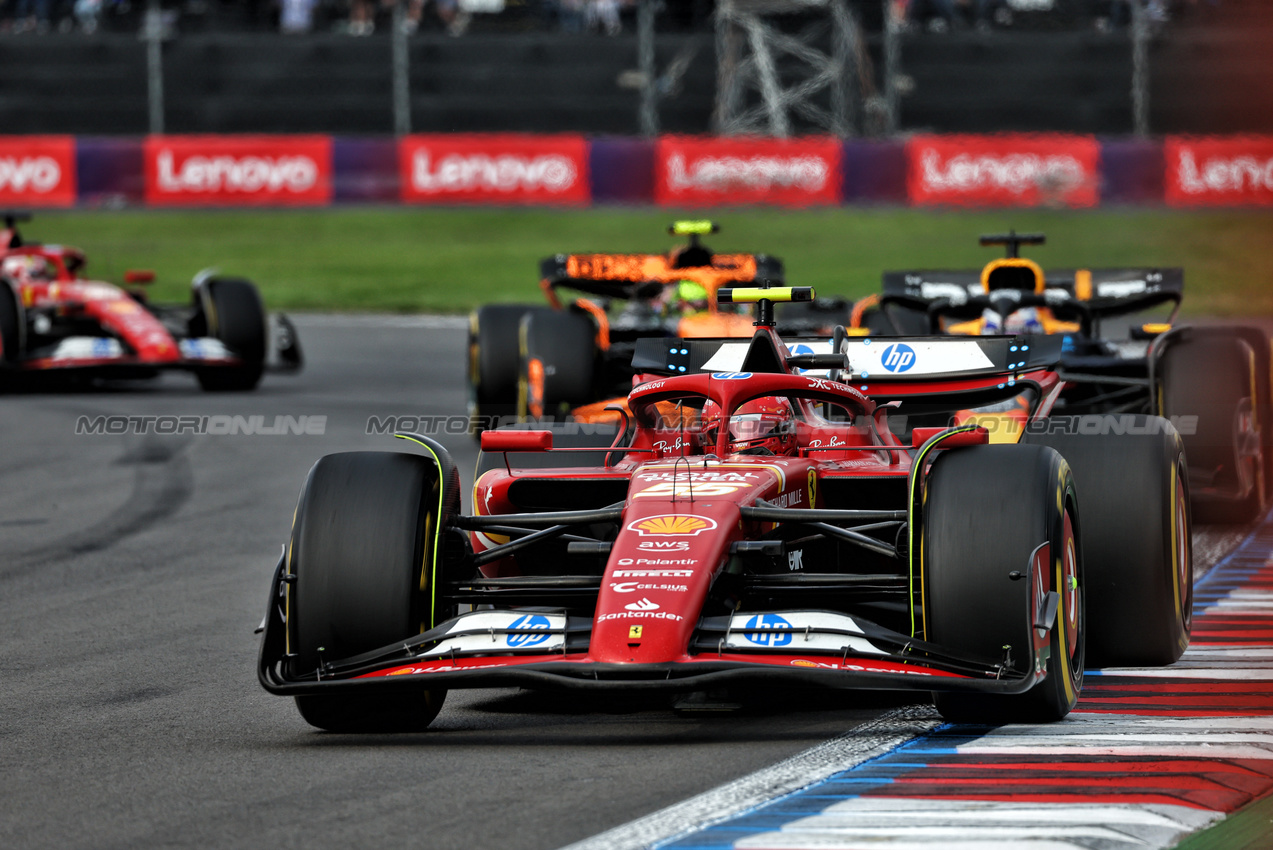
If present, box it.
[589,507,734,664]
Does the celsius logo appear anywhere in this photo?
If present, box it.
[743,613,793,647]
[625,598,660,612]
[881,343,916,373]
[506,614,551,648]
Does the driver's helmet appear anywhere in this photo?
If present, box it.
[2,254,53,282]
[673,279,710,314]
[700,397,797,456]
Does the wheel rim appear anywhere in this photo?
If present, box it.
[1061,508,1080,662]
[1174,466,1192,632]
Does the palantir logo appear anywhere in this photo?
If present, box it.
[880,343,916,373]
[743,613,793,647]
[506,614,551,648]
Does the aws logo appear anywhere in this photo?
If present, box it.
[626,514,719,537]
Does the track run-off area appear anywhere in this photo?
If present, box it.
[2,315,1272,850]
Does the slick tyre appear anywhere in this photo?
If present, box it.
[1159,332,1263,523]
[925,444,1083,724]
[195,278,267,392]
[469,304,534,436]
[286,451,459,732]
[518,308,597,422]
[0,284,20,388]
[1023,415,1191,667]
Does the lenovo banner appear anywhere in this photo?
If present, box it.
[907,135,1100,207]
[400,135,589,205]
[144,136,333,206]
[1165,137,1273,206]
[654,136,842,207]
[0,136,76,207]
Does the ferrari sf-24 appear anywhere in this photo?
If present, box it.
[259,285,1190,731]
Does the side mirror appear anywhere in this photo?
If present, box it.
[124,269,155,284]
[480,430,554,452]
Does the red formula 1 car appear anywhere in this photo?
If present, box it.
[259,287,1190,732]
[0,213,300,391]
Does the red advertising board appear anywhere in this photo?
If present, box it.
[654,136,841,207]
[143,136,333,206]
[907,135,1100,207]
[400,134,590,205]
[1165,136,1273,206]
[0,136,76,207]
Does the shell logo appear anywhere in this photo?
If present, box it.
[627,514,719,537]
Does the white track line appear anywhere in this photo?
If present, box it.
[556,705,941,850]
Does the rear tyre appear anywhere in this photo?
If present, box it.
[195,278,267,392]
[925,444,1084,724]
[468,304,534,436]
[287,451,459,732]
[1159,332,1263,523]
[518,309,597,422]
[1023,415,1191,667]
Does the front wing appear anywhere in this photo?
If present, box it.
[257,556,1043,698]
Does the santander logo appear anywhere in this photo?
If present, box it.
[412,151,577,193]
[155,150,318,193]
[919,149,1087,195]
[0,157,62,193]
[1175,148,1273,194]
[666,153,829,193]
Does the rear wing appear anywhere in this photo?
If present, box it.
[632,333,1063,382]
[881,268,1184,319]
[540,252,784,302]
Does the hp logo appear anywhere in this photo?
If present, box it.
[743,613,793,647]
[881,343,916,373]
[506,614,551,648]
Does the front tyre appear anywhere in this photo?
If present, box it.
[468,304,534,436]
[517,308,597,422]
[194,277,267,392]
[287,451,459,732]
[925,444,1084,724]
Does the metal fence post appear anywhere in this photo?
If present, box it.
[1131,1,1150,138]
[882,0,899,135]
[638,0,658,137]
[143,0,164,134]
[392,0,411,135]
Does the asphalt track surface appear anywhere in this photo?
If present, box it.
[0,316,1252,850]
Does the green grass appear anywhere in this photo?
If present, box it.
[28,207,1273,316]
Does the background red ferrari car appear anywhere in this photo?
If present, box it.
[0,212,300,391]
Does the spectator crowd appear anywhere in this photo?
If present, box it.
[0,0,1221,37]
